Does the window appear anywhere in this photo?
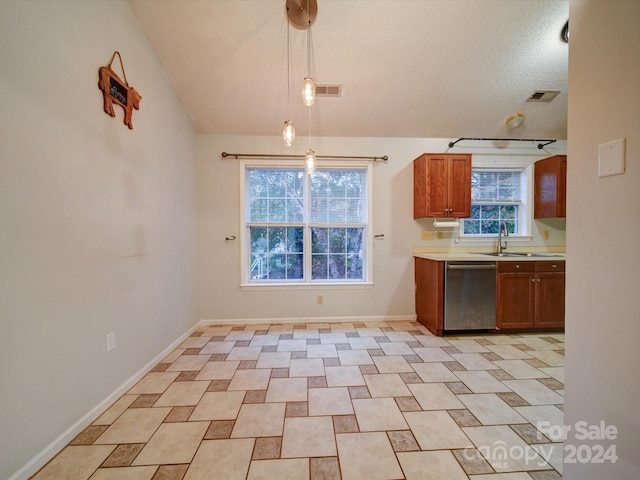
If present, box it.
[243,163,370,285]
[462,169,526,235]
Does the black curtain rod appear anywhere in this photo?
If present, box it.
[221,152,388,162]
[448,138,557,149]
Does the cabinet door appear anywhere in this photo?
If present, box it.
[497,272,535,329]
[534,155,567,218]
[534,272,565,328]
[425,155,449,217]
[414,154,447,218]
[556,156,567,217]
[413,154,472,218]
[414,258,444,336]
[448,154,472,217]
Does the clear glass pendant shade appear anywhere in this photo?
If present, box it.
[302,77,316,107]
[282,120,295,146]
[305,149,316,174]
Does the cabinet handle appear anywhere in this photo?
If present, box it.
[531,278,536,283]
[515,264,520,269]
[537,278,541,283]
[552,264,557,269]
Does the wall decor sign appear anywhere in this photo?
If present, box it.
[98,51,141,129]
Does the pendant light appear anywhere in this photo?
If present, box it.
[303,0,315,173]
[282,15,295,146]
[305,96,315,174]
[305,149,316,174]
[285,0,317,172]
[302,0,315,107]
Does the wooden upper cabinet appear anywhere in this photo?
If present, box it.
[534,155,567,218]
[413,153,472,218]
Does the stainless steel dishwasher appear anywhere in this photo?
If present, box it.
[444,261,497,330]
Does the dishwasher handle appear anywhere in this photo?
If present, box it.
[447,264,497,270]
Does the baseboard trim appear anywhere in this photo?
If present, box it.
[199,315,418,325]
[10,323,201,480]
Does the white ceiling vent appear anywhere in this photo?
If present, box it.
[526,90,561,103]
[315,84,342,97]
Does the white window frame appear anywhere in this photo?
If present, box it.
[460,165,533,242]
[239,159,373,289]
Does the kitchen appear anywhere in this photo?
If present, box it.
[413,152,567,336]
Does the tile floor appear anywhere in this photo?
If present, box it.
[32,321,565,480]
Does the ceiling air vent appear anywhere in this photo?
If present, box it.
[315,84,342,97]
[526,90,561,103]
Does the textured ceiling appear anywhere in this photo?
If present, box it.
[130,0,568,140]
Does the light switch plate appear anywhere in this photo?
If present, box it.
[598,138,625,178]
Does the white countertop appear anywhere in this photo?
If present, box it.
[414,252,566,262]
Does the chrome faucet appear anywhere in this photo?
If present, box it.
[498,221,509,254]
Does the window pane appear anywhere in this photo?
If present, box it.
[249,226,304,280]
[250,199,268,222]
[346,253,363,279]
[463,204,519,235]
[329,229,346,253]
[311,227,364,281]
[464,170,523,235]
[310,169,366,224]
[311,255,327,279]
[311,228,328,254]
[328,254,346,279]
[248,168,304,223]
[465,220,480,235]
[246,166,368,284]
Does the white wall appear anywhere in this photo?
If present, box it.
[564,1,640,479]
[198,134,566,322]
[0,2,199,478]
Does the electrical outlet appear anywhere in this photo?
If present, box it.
[421,230,434,240]
[106,332,116,352]
[543,230,550,240]
[317,295,324,305]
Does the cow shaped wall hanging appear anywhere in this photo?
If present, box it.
[98,51,141,129]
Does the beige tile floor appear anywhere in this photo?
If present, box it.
[32,321,565,480]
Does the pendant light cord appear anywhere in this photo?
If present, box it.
[307,0,312,151]
[307,0,312,79]
[286,18,291,120]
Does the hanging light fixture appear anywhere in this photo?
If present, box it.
[302,78,315,107]
[302,0,316,106]
[285,0,318,172]
[282,16,295,146]
[305,148,316,174]
[305,88,315,174]
[282,120,295,146]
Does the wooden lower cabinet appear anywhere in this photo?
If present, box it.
[496,261,565,330]
[414,257,444,336]
[415,257,565,335]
